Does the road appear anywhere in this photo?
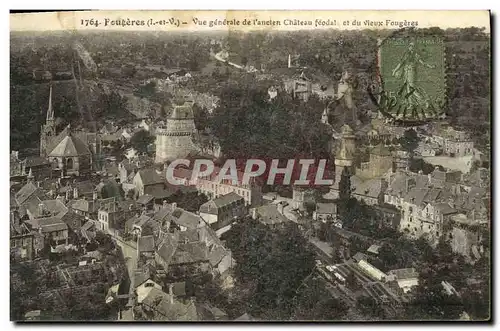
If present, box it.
[114,238,138,321]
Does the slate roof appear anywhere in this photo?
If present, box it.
[134,269,152,288]
[26,199,68,219]
[48,132,91,157]
[169,282,187,297]
[370,144,391,157]
[140,287,199,321]
[171,242,209,265]
[434,203,457,215]
[255,204,289,225]
[137,194,154,205]
[25,156,50,167]
[353,178,384,199]
[28,217,68,233]
[156,232,180,265]
[170,209,203,229]
[71,199,98,214]
[199,192,244,215]
[315,202,337,215]
[138,235,155,253]
[15,182,47,205]
[388,268,418,280]
[137,168,164,186]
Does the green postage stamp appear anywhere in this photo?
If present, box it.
[378,36,446,122]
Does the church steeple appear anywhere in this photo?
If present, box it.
[40,85,57,157]
[46,84,54,122]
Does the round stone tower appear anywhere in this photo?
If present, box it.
[335,124,356,171]
[155,102,197,164]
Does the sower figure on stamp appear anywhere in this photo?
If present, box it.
[392,41,436,120]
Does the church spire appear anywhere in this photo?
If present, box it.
[46,84,54,122]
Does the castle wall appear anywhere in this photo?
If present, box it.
[155,127,196,163]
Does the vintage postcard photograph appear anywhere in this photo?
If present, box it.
[9,10,491,322]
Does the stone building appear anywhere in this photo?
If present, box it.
[47,127,92,177]
[155,101,197,163]
[356,144,393,179]
[328,124,356,200]
[283,72,312,102]
[39,86,102,175]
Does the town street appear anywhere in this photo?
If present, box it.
[114,238,138,321]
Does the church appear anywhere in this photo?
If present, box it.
[39,85,101,177]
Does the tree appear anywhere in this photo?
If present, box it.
[170,191,209,213]
[356,295,385,320]
[130,129,154,154]
[223,219,316,318]
[409,158,437,175]
[399,129,420,155]
[292,277,348,321]
[405,268,466,321]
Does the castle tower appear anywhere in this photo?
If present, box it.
[155,102,197,164]
[334,124,356,189]
[40,85,56,157]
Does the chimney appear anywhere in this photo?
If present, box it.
[171,202,177,210]
[38,203,45,216]
[73,186,79,199]
[251,208,257,220]
[168,284,174,304]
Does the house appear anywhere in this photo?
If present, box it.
[138,235,155,259]
[133,168,173,201]
[193,167,263,207]
[98,200,140,233]
[25,156,52,179]
[118,158,149,184]
[15,182,48,206]
[199,192,247,230]
[169,208,205,232]
[400,187,457,243]
[441,127,474,157]
[26,217,69,246]
[80,220,97,243]
[352,178,387,206]
[154,216,233,278]
[137,287,199,321]
[137,194,155,212]
[284,72,312,102]
[313,202,337,222]
[25,198,68,220]
[10,215,36,261]
[251,204,289,228]
[387,268,419,294]
[366,244,381,256]
[135,273,163,304]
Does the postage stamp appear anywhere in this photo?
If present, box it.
[378,36,446,122]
